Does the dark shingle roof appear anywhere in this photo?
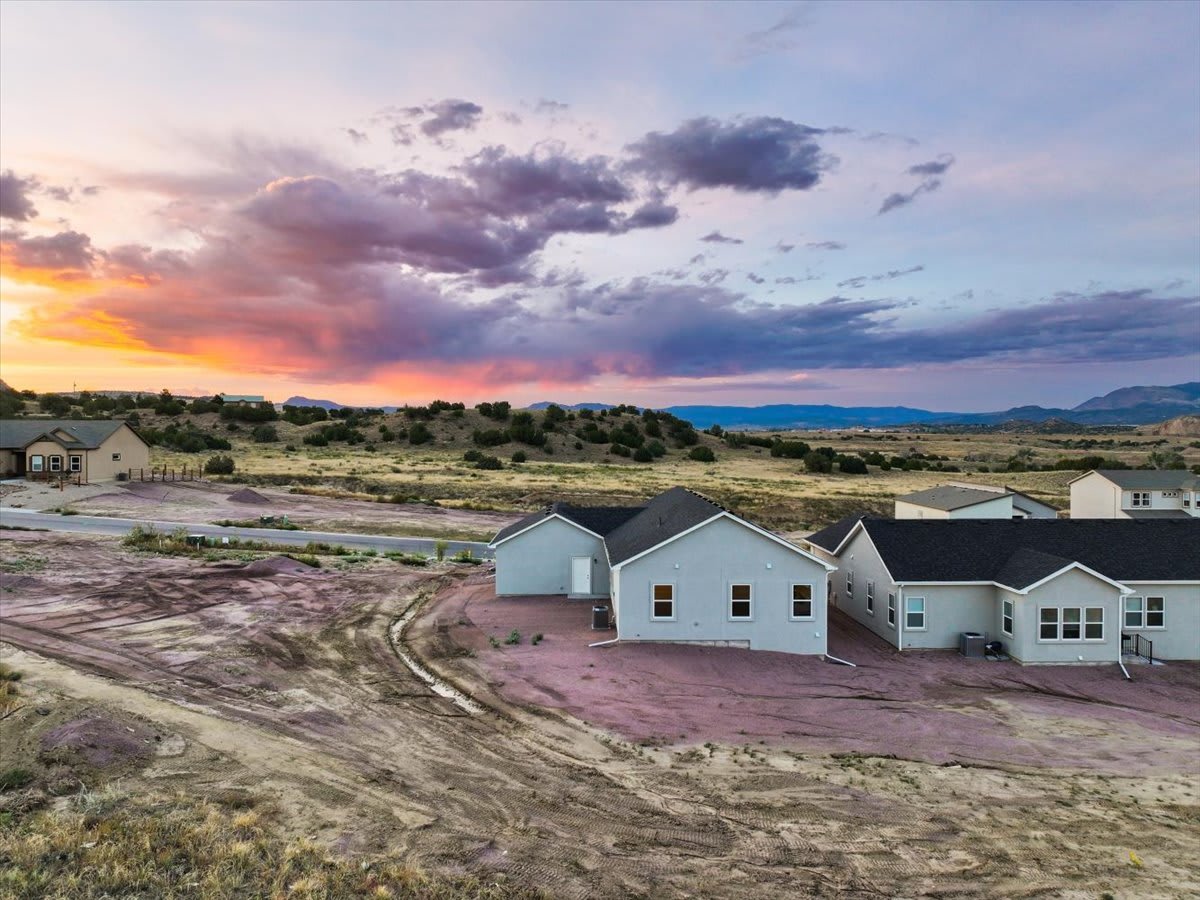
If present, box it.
[1125,509,1194,520]
[896,485,1010,511]
[490,501,644,546]
[604,487,726,565]
[805,514,866,553]
[1076,470,1199,490]
[992,548,1078,590]
[860,518,1199,584]
[0,419,133,451]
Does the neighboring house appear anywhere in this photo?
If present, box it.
[895,483,1057,520]
[1069,469,1199,519]
[0,419,150,482]
[803,517,1199,663]
[490,487,836,655]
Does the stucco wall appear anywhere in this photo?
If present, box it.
[898,584,995,650]
[1069,474,1124,519]
[1008,568,1122,664]
[894,501,950,520]
[1119,582,1200,661]
[614,515,830,655]
[829,528,898,648]
[0,449,16,476]
[90,427,150,481]
[948,495,1014,519]
[494,517,609,597]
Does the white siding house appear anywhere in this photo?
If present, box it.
[895,483,1058,520]
[1069,470,1199,519]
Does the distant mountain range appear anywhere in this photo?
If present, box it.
[282,382,1200,429]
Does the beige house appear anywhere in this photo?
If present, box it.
[895,483,1058,520]
[1069,470,1198,519]
[0,419,150,482]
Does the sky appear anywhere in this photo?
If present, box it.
[1,0,1198,411]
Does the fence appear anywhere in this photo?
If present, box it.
[25,471,83,489]
[126,466,204,483]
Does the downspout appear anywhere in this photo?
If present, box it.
[896,585,904,651]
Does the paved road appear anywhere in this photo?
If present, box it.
[0,508,493,559]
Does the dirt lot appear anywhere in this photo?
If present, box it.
[2,533,1198,898]
[0,478,514,541]
[445,582,1200,772]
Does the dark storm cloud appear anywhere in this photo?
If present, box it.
[625,116,834,194]
[420,99,484,137]
[0,171,39,221]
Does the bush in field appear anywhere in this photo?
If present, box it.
[472,428,509,447]
[838,456,868,474]
[771,440,811,459]
[204,454,235,475]
[281,405,328,425]
[475,455,503,470]
[609,443,631,458]
[475,401,511,421]
[803,451,832,473]
[252,425,279,443]
[645,439,666,458]
[219,401,277,423]
[507,412,546,446]
[408,422,433,445]
[463,449,483,462]
[511,450,527,463]
[688,446,716,463]
[633,447,653,463]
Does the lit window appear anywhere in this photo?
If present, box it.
[729,583,752,620]
[905,596,926,630]
[651,584,675,620]
[790,584,813,620]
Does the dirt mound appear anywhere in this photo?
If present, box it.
[243,556,318,577]
[40,711,157,771]
[228,487,270,504]
[0,574,39,592]
[1148,414,1200,436]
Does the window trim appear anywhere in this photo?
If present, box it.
[48,455,63,472]
[1126,595,1165,630]
[904,595,926,631]
[1146,596,1165,629]
[728,582,753,622]
[1002,598,1014,637]
[886,591,896,629]
[29,454,44,472]
[789,583,814,621]
[111,452,122,462]
[69,454,82,473]
[866,586,876,616]
[1038,605,1105,643]
[650,583,676,622]
[845,569,854,599]
[1130,491,1151,508]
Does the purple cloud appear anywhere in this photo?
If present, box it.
[700,230,743,245]
[420,99,484,137]
[1,171,39,221]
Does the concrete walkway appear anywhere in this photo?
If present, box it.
[0,508,492,558]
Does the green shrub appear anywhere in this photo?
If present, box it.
[633,447,653,463]
[803,451,832,473]
[688,446,715,463]
[475,455,503,470]
[204,454,235,475]
[511,450,527,463]
[531,633,543,646]
[252,425,279,443]
[0,768,34,791]
[504,629,521,645]
[408,422,433,445]
[838,456,868,474]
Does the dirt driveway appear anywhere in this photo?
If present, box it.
[2,533,1198,898]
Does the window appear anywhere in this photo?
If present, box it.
[846,570,854,598]
[1040,606,1104,641]
[887,592,896,628]
[651,584,675,620]
[866,586,875,616]
[905,596,926,630]
[1124,596,1144,628]
[1147,597,1165,628]
[29,455,44,472]
[69,455,82,473]
[790,584,813,620]
[1130,491,1151,508]
[1185,496,1192,507]
[1040,607,1059,640]
[49,455,63,472]
[111,452,122,462]
[729,584,752,620]
[1002,599,1014,636]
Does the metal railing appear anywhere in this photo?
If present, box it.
[1121,632,1154,664]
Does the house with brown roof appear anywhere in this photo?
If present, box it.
[0,419,149,482]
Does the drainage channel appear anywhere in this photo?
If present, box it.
[389,593,483,715]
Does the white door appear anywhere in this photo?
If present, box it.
[570,556,592,594]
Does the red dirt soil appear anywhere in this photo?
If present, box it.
[444,576,1200,772]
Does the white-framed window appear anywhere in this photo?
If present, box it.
[112,452,122,461]
[1040,606,1104,641]
[1125,596,1165,629]
[651,583,675,621]
[29,455,44,472]
[866,586,876,616]
[49,455,63,472]
[790,583,814,620]
[905,596,926,630]
[1002,598,1014,636]
[1130,491,1151,508]
[887,591,896,628]
[846,569,854,598]
[729,583,753,620]
[1185,496,1192,507]
[69,455,82,472]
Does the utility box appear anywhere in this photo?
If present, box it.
[185,534,206,548]
[592,605,610,630]
[960,632,986,658]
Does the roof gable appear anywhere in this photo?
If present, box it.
[603,487,725,565]
[896,485,1013,512]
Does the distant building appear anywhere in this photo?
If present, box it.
[895,483,1057,520]
[0,419,149,482]
[1069,470,1198,519]
[219,394,267,404]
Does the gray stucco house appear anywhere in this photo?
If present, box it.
[895,483,1058,519]
[490,487,836,655]
[803,517,1199,663]
[1069,469,1199,519]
